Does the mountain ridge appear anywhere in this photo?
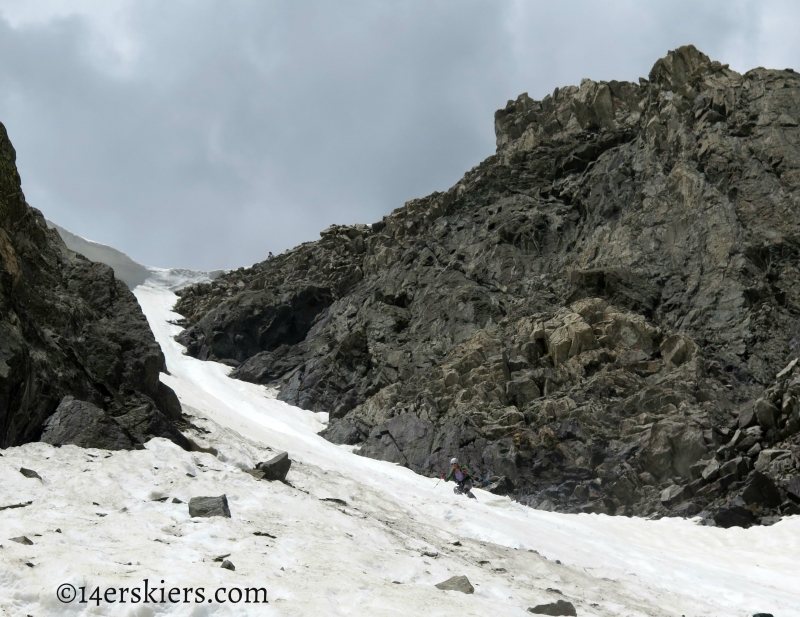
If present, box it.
[173,45,800,525]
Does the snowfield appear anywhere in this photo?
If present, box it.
[1,273,799,616]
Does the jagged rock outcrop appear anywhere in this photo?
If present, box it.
[174,46,800,524]
[0,122,187,449]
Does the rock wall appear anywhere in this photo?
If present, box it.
[174,46,800,524]
[0,122,187,450]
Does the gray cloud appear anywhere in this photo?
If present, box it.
[0,0,798,269]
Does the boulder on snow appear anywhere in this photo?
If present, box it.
[10,536,33,545]
[528,599,577,616]
[256,451,292,482]
[712,505,755,529]
[188,495,231,518]
[19,468,42,480]
[40,396,137,451]
[220,560,235,571]
[435,575,474,594]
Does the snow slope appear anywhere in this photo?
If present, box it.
[2,272,799,616]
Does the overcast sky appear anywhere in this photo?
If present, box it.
[1,1,798,270]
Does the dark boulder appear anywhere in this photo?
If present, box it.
[188,495,231,518]
[19,468,42,480]
[754,399,780,431]
[738,407,757,429]
[434,575,474,594]
[713,506,755,529]
[109,397,190,450]
[742,471,782,509]
[256,451,292,482]
[40,396,136,450]
[528,600,577,616]
[672,501,702,517]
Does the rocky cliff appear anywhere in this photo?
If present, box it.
[0,122,187,450]
[174,46,800,525]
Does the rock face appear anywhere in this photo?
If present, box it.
[174,46,800,523]
[0,122,186,449]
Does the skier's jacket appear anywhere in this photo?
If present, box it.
[445,465,473,483]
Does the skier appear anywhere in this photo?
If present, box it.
[442,458,476,498]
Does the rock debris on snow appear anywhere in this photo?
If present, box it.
[255,451,292,481]
[188,495,231,518]
[0,501,32,512]
[220,559,235,571]
[527,600,577,616]
[9,537,33,545]
[18,468,41,480]
[434,575,474,594]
